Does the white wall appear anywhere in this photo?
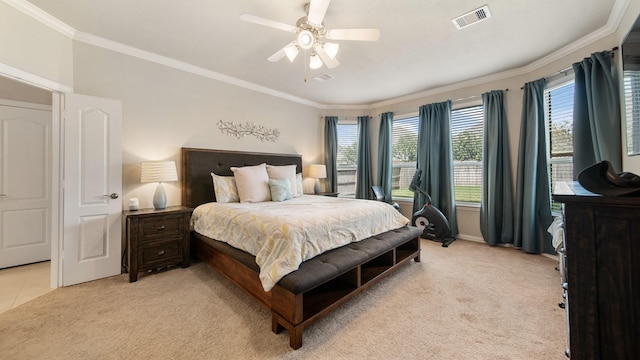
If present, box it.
[0,2,73,89]
[71,42,323,209]
[0,75,51,105]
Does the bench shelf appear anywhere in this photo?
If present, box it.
[193,226,422,349]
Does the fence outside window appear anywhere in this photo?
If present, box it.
[336,161,483,203]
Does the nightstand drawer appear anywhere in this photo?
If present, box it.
[139,215,183,241]
[140,239,183,268]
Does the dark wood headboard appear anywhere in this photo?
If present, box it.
[181,147,303,208]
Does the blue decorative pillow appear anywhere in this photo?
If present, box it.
[269,178,293,202]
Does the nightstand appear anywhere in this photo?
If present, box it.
[123,206,192,282]
[315,192,339,197]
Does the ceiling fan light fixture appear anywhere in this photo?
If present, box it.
[297,29,315,49]
[323,42,339,59]
[309,53,323,69]
[284,44,299,62]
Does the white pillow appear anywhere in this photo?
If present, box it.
[295,173,303,197]
[266,164,300,197]
[230,163,271,203]
[210,173,239,203]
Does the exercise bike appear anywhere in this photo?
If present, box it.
[409,169,456,247]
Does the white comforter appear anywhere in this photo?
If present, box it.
[191,195,409,291]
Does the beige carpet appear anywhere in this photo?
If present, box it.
[0,239,566,360]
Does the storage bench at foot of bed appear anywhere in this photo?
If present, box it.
[271,226,422,349]
[193,226,422,349]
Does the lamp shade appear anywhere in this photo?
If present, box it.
[284,43,299,62]
[308,164,327,179]
[141,161,178,183]
[309,53,323,69]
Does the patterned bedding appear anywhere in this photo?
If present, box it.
[191,195,409,291]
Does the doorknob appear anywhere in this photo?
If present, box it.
[103,193,119,199]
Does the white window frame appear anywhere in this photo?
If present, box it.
[451,99,483,206]
[390,113,419,200]
[336,120,358,198]
[544,73,575,214]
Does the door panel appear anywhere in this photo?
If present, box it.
[78,214,108,260]
[0,103,51,269]
[63,93,122,286]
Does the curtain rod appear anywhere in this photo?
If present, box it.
[521,46,620,89]
[452,89,509,103]
[376,89,509,116]
[321,116,368,121]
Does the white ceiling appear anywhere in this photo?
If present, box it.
[23,0,620,107]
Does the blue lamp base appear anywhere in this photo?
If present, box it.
[153,182,167,209]
[314,179,321,194]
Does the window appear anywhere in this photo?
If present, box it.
[623,69,640,154]
[336,122,358,197]
[391,116,419,199]
[544,79,575,211]
[451,105,484,204]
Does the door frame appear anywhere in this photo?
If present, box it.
[0,64,71,288]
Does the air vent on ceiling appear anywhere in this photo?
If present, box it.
[313,73,334,82]
[452,5,491,30]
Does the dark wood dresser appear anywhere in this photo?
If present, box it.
[123,206,192,282]
[553,182,640,359]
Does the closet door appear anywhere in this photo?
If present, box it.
[0,101,51,269]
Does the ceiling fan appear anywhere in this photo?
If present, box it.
[240,0,380,70]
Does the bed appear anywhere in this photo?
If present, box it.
[181,147,422,349]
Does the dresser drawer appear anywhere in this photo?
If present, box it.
[139,239,183,269]
[139,214,183,241]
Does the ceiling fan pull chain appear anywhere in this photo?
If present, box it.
[304,49,308,82]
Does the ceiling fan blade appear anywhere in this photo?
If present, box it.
[267,48,286,62]
[325,28,381,41]
[267,42,299,62]
[240,13,297,33]
[315,45,339,69]
[307,0,331,26]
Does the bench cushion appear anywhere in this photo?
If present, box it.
[278,226,421,294]
[195,225,422,295]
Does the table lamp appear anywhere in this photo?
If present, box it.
[141,161,178,209]
[308,164,327,194]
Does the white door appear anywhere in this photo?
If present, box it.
[62,93,122,286]
[0,101,52,269]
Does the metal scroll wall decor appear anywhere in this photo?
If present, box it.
[218,119,280,142]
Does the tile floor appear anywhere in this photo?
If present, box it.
[0,261,53,315]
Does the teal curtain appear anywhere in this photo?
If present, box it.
[414,101,458,236]
[480,90,514,245]
[355,116,373,199]
[572,51,622,176]
[324,116,338,193]
[377,112,393,202]
[514,79,553,254]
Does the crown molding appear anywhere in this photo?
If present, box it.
[0,62,73,92]
[2,0,75,38]
[4,0,324,108]
[5,0,631,110]
[72,31,324,108]
[370,67,525,109]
